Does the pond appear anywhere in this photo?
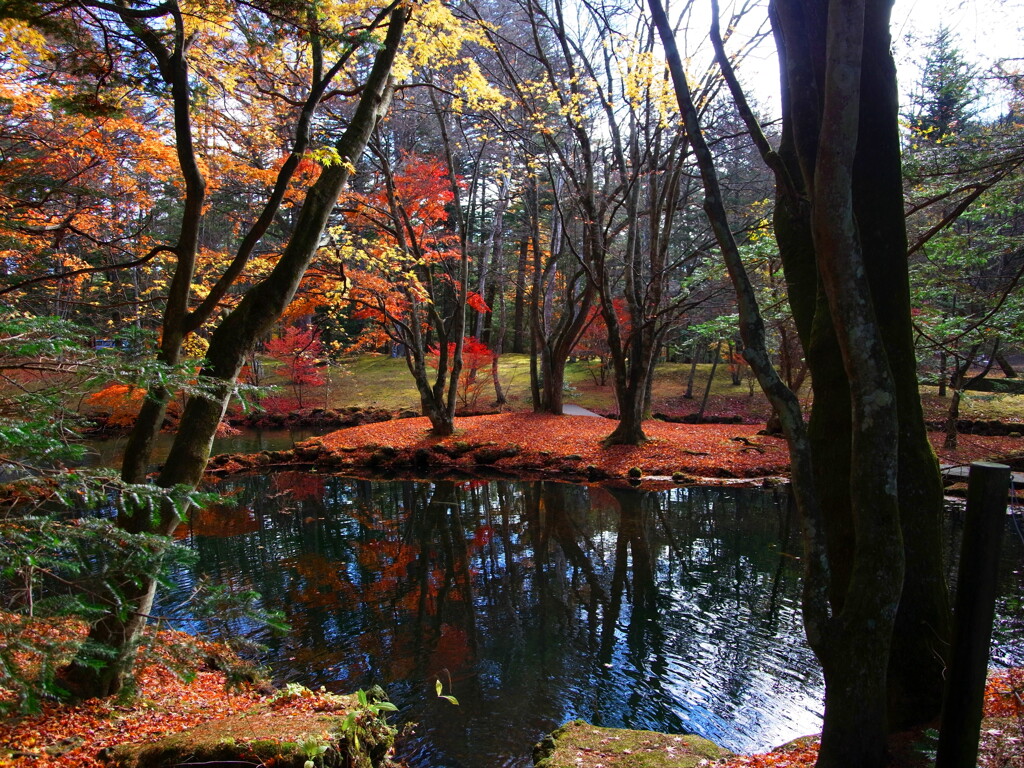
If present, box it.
[81,427,321,469]
[158,473,1024,768]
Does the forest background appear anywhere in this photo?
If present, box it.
[1,0,1023,767]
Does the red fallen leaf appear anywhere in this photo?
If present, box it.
[0,629,266,768]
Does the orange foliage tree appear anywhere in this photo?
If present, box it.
[2,0,414,701]
[3,0,493,702]
[341,152,488,434]
[0,25,177,323]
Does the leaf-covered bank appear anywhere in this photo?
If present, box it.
[203,412,1023,486]
[0,627,398,768]
[280,413,790,482]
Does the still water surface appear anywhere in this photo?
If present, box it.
[82,428,319,468]
[155,472,1024,768]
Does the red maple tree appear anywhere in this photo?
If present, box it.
[428,337,493,409]
[574,300,631,385]
[264,326,325,409]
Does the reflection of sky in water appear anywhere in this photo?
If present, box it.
[159,476,1023,768]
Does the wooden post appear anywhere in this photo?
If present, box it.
[936,461,1011,768]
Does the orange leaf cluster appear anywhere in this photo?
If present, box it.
[83,384,148,428]
[718,743,819,768]
[0,622,372,768]
[985,668,1024,719]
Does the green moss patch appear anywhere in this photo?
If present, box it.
[106,695,396,768]
[533,721,730,768]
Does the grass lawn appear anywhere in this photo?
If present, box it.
[326,354,534,411]
[250,352,1024,425]
[309,354,772,416]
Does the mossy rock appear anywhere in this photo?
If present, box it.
[944,481,969,497]
[533,721,729,768]
[368,445,399,466]
[106,699,395,768]
[472,445,521,464]
[413,447,433,467]
[450,440,475,456]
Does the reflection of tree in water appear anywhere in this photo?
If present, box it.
[170,476,822,765]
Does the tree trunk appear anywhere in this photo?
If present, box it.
[939,350,948,396]
[854,1,950,723]
[118,4,205,484]
[995,350,1017,378]
[538,352,566,415]
[817,638,889,768]
[642,350,657,417]
[697,340,723,422]
[512,238,529,354]
[530,226,545,412]
[491,352,506,406]
[62,7,408,699]
[605,334,657,445]
[475,173,508,340]
[728,340,742,384]
[120,390,173,483]
[770,0,951,733]
[491,306,507,406]
[482,283,497,346]
[60,569,160,698]
[529,329,542,412]
[653,0,944,763]
[684,338,700,398]
[605,388,647,444]
[943,352,975,451]
[944,389,962,450]
[424,400,456,436]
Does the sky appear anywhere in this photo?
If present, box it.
[723,0,1022,116]
[891,0,1022,114]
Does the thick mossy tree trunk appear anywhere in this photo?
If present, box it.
[538,352,568,414]
[605,340,659,445]
[767,4,907,762]
[116,0,367,483]
[855,3,950,723]
[772,0,951,730]
[651,0,949,764]
[62,7,409,699]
